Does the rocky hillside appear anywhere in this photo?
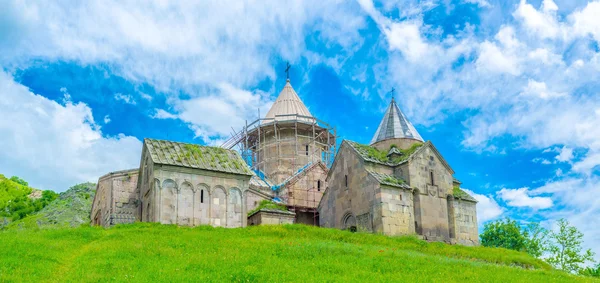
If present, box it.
[5,182,96,229]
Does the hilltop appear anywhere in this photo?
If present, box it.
[0,223,594,282]
[5,182,96,229]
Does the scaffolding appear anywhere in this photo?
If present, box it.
[221,113,336,225]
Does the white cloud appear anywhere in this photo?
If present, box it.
[555,146,574,163]
[572,150,600,175]
[0,71,141,191]
[521,79,566,99]
[103,115,111,124]
[513,0,561,39]
[463,189,504,223]
[0,0,366,141]
[497,187,554,209]
[114,93,136,105]
[151,109,177,120]
[176,83,273,140]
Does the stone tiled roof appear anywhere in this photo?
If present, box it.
[453,187,477,202]
[265,79,313,123]
[371,98,423,144]
[346,140,423,166]
[367,170,411,189]
[144,138,252,176]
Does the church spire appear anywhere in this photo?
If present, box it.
[264,65,313,122]
[370,91,423,145]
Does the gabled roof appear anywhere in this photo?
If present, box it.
[345,140,423,166]
[144,138,253,176]
[371,98,423,144]
[265,79,313,122]
[367,170,412,190]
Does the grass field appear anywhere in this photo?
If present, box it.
[0,223,594,282]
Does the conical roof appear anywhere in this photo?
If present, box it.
[265,79,313,122]
[370,98,423,144]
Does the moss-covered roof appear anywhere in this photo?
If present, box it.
[367,171,411,189]
[453,186,477,202]
[144,138,252,176]
[346,140,423,166]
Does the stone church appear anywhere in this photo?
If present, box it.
[91,77,479,245]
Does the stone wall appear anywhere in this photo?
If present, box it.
[318,142,383,233]
[256,124,328,185]
[449,198,479,246]
[247,209,296,225]
[379,186,415,235]
[408,144,453,242]
[91,169,139,227]
[149,164,255,228]
[280,164,327,209]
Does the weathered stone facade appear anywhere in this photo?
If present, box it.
[91,169,139,227]
[247,209,296,226]
[318,139,479,245]
[92,139,272,228]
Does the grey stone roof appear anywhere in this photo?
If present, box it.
[367,170,411,189]
[144,138,253,176]
[370,98,423,144]
[265,79,313,122]
[346,140,423,166]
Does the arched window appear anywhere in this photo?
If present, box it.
[201,189,204,203]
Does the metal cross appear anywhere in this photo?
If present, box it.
[390,87,395,100]
[285,62,291,79]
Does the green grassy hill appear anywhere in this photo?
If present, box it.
[0,175,58,227]
[0,223,594,282]
[5,182,96,230]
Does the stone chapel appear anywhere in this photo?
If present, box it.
[91,78,479,246]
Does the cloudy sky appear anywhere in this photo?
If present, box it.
[1,0,599,258]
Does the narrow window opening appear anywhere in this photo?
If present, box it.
[317,180,321,191]
[430,171,435,186]
[201,190,204,203]
[345,175,348,188]
[305,145,309,156]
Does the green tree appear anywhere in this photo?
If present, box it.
[523,222,549,258]
[9,176,28,187]
[480,218,527,251]
[579,263,600,277]
[546,219,595,273]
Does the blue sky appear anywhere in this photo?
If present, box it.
[1,0,599,258]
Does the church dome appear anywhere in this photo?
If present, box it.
[264,79,313,123]
[370,97,423,149]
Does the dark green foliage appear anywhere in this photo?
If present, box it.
[9,176,28,187]
[0,175,58,225]
[247,200,288,216]
[580,264,600,278]
[5,182,95,229]
[546,219,595,273]
[480,218,527,252]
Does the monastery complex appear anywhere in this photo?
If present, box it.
[91,77,479,246]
